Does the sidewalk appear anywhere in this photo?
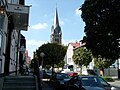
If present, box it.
[0,77,4,90]
[42,79,53,90]
[42,82,53,90]
[109,79,120,88]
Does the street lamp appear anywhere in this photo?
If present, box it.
[40,52,45,68]
[39,52,45,81]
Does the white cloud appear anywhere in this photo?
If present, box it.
[44,14,48,17]
[26,39,48,59]
[27,39,46,46]
[26,39,81,59]
[75,8,82,16]
[31,23,48,30]
[60,20,65,26]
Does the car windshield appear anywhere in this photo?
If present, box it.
[81,77,100,87]
[56,73,70,79]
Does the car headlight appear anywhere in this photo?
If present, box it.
[111,86,117,90]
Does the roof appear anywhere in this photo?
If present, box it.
[53,8,59,29]
[69,42,81,48]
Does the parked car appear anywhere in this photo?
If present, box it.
[43,70,52,78]
[66,75,114,90]
[67,72,78,77]
[50,72,71,90]
[82,69,98,75]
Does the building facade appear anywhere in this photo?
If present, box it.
[50,8,62,44]
[0,0,30,76]
[0,2,8,74]
[65,41,119,77]
[64,42,81,71]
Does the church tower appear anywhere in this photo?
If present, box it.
[50,8,62,44]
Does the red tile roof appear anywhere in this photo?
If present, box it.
[69,42,81,48]
[69,42,86,48]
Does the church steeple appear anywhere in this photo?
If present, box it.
[50,7,62,44]
[53,8,59,29]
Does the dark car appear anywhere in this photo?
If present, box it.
[43,70,52,79]
[67,72,78,77]
[50,72,71,90]
[66,75,113,90]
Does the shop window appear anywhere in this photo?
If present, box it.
[0,34,2,56]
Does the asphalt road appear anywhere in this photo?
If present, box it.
[42,79,120,90]
[109,80,120,90]
[42,79,53,90]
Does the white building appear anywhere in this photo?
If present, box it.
[64,42,82,72]
[65,41,118,76]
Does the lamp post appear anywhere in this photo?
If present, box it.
[118,59,120,79]
[40,52,45,81]
[40,52,45,68]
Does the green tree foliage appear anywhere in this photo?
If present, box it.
[94,55,116,76]
[73,47,93,67]
[54,60,65,68]
[80,0,120,60]
[35,43,67,69]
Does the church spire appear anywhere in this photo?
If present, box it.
[53,8,59,29]
[50,6,62,44]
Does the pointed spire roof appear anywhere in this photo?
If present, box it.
[53,8,59,29]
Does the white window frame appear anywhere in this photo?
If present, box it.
[7,0,19,4]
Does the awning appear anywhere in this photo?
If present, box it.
[7,4,30,31]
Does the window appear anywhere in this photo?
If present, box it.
[0,15,4,29]
[0,15,4,56]
[7,0,19,4]
[0,33,2,56]
[19,0,24,5]
[98,77,108,86]
[0,60,2,73]
[68,58,71,63]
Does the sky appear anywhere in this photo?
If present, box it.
[22,0,85,59]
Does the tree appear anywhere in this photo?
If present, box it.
[80,0,120,60]
[73,47,93,73]
[94,55,116,76]
[34,43,67,71]
[54,60,65,68]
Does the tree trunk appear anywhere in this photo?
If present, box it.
[52,64,55,76]
[80,65,82,75]
[100,68,104,76]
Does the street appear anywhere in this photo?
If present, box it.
[109,80,120,90]
[42,79,53,90]
[42,79,120,90]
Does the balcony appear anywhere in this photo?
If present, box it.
[7,4,30,31]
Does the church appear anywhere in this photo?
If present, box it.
[50,8,62,44]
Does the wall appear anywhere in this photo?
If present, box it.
[0,14,8,74]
